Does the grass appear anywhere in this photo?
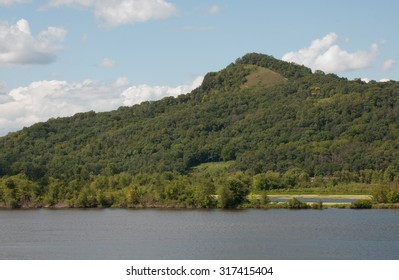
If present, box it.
[190,161,235,176]
[265,183,377,195]
[241,65,287,89]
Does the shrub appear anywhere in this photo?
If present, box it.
[285,197,310,209]
[350,199,372,209]
[371,185,399,203]
[311,200,323,209]
[387,191,399,203]
[371,185,388,203]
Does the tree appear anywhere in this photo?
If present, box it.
[217,177,249,208]
[283,168,309,187]
[253,171,284,191]
[0,174,38,208]
[75,186,98,208]
[193,182,216,208]
[43,178,64,206]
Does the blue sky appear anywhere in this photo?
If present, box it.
[0,0,398,135]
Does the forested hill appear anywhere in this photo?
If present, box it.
[1,52,399,187]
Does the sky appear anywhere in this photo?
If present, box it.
[0,0,398,136]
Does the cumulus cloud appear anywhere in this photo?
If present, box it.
[360,77,393,83]
[99,58,116,68]
[0,19,66,66]
[0,76,203,136]
[122,76,203,106]
[382,59,395,71]
[45,0,176,27]
[0,80,123,135]
[282,33,378,73]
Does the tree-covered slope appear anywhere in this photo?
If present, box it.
[1,52,399,186]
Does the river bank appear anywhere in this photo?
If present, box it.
[2,194,398,210]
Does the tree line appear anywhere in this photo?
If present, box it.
[1,166,399,209]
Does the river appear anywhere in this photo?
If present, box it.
[0,209,398,260]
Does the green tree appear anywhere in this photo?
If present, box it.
[283,168,309,187]
[0,174,39,208]
[217,177,249,208]
[192,182,216,208]
[253,171,284,191]
[75,186,98,208]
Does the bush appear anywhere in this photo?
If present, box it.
[387,191,399,203]
[371,185,399,203]
[285,197,309,209]
[350,199,372,209]
[371,185,388,203]
[248,192,270,208]
[311,200,323,209]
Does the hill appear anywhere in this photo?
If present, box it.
[1,53,399,208]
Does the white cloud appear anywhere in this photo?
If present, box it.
[0,19,66,66]
[121,76,203,106]
[99,58,116,68]
[282,33,378,73]
[0,0,30,6]
[45,0,176,27]
[361,78,393,83]
[0,76,203,136]
[208,5,220,14]
[382,59,395,71]
[0,79,127,136]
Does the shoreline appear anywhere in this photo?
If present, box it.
[1,202,399,210]
[1,194,398,210]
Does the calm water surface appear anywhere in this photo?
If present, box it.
[0,209,398,260]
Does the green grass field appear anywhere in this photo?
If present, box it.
[241,65,287,88]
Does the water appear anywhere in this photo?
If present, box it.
[269,198,358,203]
[0,209,398,260]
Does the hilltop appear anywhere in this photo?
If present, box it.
[1,53,399,208]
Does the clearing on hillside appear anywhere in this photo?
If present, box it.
[241,65,287,89]
[190,161,234,176]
